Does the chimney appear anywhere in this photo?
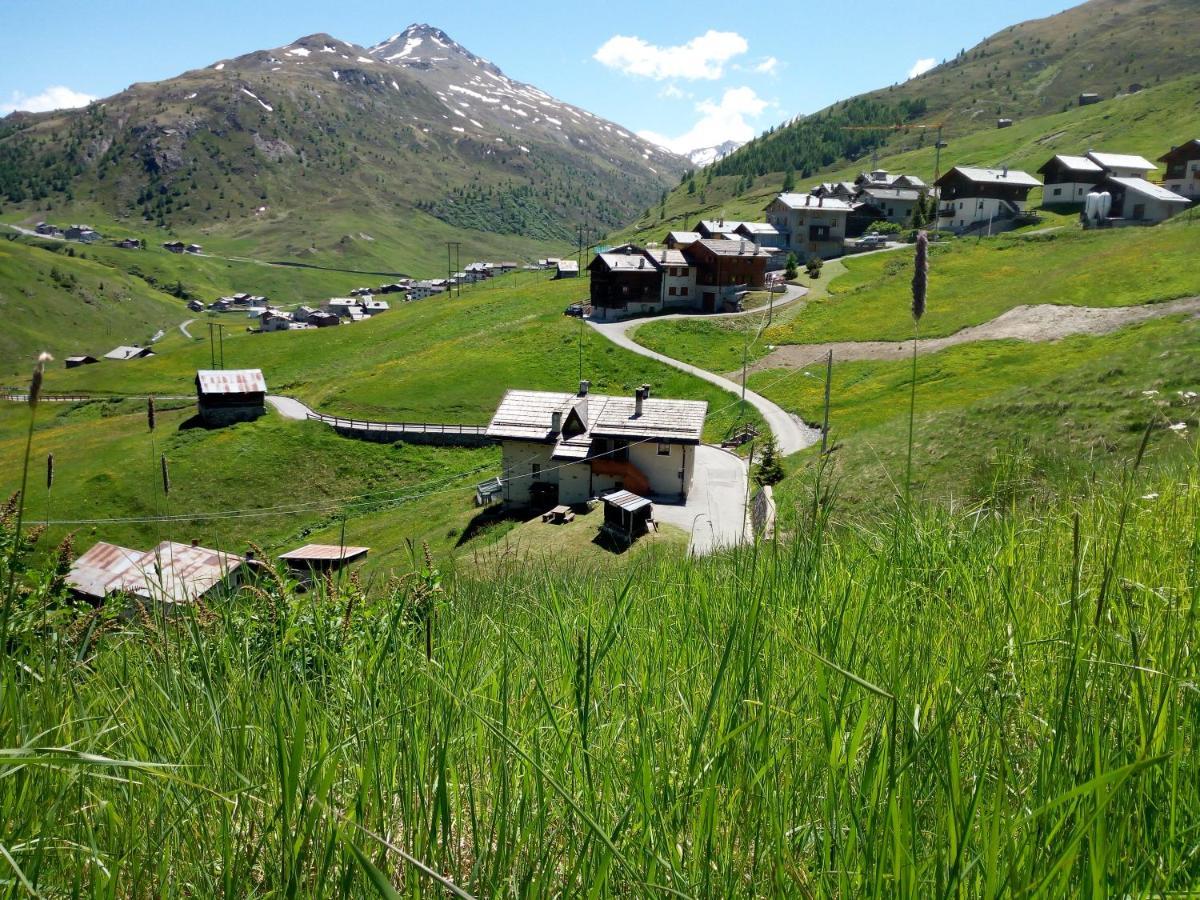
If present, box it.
[551,410,562,434]
[641,383,651,399]
[819,196,824,207]
[638,257,645,268]
[805,195,811,206]
[245,549,255,562]
[578,379,590,397]
[634,386,645,417]
[1002,165,1009,177]
[191,538,200,547]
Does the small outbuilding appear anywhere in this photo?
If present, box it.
[601,490,654,542]
[555,260,580,279]
[278,543,370,582]
[105,345,155,361]
[195,368,267,426]
[65,355,99,368]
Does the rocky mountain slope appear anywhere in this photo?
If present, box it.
[0,25,685,268]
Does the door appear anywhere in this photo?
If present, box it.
[703,292,715,313]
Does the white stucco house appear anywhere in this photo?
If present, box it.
[486,382,707,508]
[1160,140,1200,202]
[934,166,1042,233]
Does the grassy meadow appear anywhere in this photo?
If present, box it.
[1,442,1197,895]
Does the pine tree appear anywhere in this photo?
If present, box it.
[782,169,796,192]
[754,436,785,487]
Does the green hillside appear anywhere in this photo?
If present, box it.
[0,27,685,274]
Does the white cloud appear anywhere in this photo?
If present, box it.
[754,56,779,75]
[658,83,689,100]
[907,58,937,80]
[1,85,97,115]
[594,30,748,81]
[639,86,770,155]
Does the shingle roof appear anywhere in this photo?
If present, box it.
[1106,176,1190,203]
[487,389,706,445]
[858,187,922,202]
[772,193,854,212]
[1087,151,1156,172]
[196,369,267,395]
[693,239,772,258]
[941,166,1042,188]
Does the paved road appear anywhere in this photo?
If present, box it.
[587,283,822,457]
[266,395,313,420]
[179,318,196,339]
[652,445,749,555]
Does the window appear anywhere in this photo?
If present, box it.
[668,286,677,296]
[1053,187,1062,196]
[680,286,688,296]
[808,224,831,241]
[657,442,671,456]
[531,463,541,479]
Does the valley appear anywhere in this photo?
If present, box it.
[2,1,1199,895]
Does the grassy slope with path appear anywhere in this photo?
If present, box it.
[1,269,767,573]
[37,269,764,440]
[631,223,1200,374]
[754,315,1198,519]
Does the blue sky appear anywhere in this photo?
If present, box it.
[2,0,1077,153]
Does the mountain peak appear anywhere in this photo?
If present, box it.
[368,23,499,75]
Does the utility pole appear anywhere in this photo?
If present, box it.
[216,323,225,369]
[821,349,832,454]
[577,316,584,383]
[208,323,216,369]
[932,124,944,235]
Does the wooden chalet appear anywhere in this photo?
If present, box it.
[195,368,267,426]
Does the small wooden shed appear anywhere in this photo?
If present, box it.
[601,490,653,541]
[195,368,267,426]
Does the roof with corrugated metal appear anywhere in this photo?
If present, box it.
[67,541,147,599]
[117,541,249,605]
[487,389,706,444]
[603,490,653,512]
[105,346,153,360]
[278,544,370,562]
[196,369,267,395]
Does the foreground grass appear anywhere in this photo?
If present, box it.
[1,446,1197,895]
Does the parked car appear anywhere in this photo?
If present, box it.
[563,303,585,317]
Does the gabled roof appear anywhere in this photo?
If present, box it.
[771,193,854,212]
[279,544,370,563]
[892,174,927,188]
[1086,151,1156,172]
[648,248,689,267]
[1105,176,1190,204]
[1159,139,1200,163]
[665,230,702,244]
[734,222,782,236]
[603,489,652,513]
[487,389,706,445]
[698,219,749,233]
[1038,154,1103,176]
[857,187,922,202]
[196,368,267,394]
[937,166,1041,188]
[556,260,579,273]
[105,345,154,360]
[692,238,772,258]
[593,250,658,272]
[68,540,250,605]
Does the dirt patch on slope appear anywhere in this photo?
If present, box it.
[746,297,1200,373]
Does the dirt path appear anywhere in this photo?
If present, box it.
[747,297,1200,373]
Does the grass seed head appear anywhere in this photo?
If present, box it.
[912,231,929,323]
[147,396,156,432]
[29,352,52,406]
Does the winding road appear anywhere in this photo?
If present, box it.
[587,283,823,456]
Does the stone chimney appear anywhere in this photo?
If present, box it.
[551,410,562,434]
[634,386,646,417]
[578,380,590,397]
[818,196,824,207]
[641,383,651,399]
[191,538,200,547]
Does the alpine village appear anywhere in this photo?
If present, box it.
[1,0,1199,894]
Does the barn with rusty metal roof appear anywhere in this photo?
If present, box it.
[195,368,267,426]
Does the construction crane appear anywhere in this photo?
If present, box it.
[839,122,948,186]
